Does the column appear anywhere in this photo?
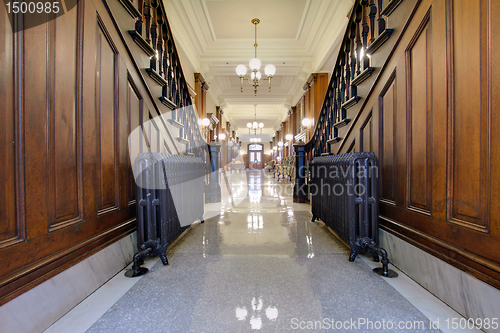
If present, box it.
[293,140,307,203]
[205,142,222,203]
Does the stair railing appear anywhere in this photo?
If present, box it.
[125,0,209,161]
[294,0,398,202]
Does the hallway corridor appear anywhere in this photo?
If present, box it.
[47,171,476,333]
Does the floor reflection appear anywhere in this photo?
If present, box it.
[234,296,279,330]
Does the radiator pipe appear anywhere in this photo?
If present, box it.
[125,241,157,277]
[359,238,398,278]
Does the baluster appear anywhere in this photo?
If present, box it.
[167,37,173,100]
[349,28,358,98]
[157,17,163,76]
[331,76,337,124]
[340,53,346,104]
[344,42,351,101]
[368,0,377,44]
[361,0,369,70]
[377,0,386,36]
[335,67,342,122]
[150,0,158,70]
[350,23,357,80]
[174,65,182,108]
[135,0,144,35]
[355,5,362,76]
[144,0,151,44]
[325,99,330,140]
[171,54,177,104]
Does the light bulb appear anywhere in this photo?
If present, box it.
[201,118,210,126]
[286,134,293,140]
[219,133,226,140]
[302,118,311,127]
[247,123,252,128]
[278,141,283,147]
[265,64,276,76]
[236,64,247,76]
[256,71,262,80]
[273,146,277,150]
[253,122,258,128]
[259,123,264,128]
[249,58,261,70]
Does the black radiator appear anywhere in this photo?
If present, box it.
[310,152,396,277]
[127,153,205,277]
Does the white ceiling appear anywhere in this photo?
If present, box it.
[164,0,355,137]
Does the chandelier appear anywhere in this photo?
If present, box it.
[236,18,276,96]
[248,104,263,142]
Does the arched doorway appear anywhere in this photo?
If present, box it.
[247,143,263,169]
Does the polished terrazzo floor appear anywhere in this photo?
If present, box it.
[77,170,445,332]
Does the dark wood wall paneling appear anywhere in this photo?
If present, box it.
[0,5,24,249]
[0,0,154,304]
[343,0,500,288]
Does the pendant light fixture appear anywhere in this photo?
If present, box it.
[236,18,276,96]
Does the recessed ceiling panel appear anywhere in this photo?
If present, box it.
[205,0,307,39]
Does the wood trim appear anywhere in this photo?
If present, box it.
[380,215,500,289]
[0,219,136,306]
[117,0,141,18]
[336,0,423,154]
[351,67,375,86]
[381,0,405,16]
[14,15,27,245]
[366,29,394,55]
[341,95,361,109]
[404,9,432,216]
[128,30,155,57]
[146,68,168,86]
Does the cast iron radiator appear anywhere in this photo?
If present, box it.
[127,153,205,277]
[310,152,396,277]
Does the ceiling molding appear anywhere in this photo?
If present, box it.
[164,0,352,134]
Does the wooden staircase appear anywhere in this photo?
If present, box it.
[306,0,403,157]
[110,0,209,159]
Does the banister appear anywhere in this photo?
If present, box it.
[304,0,393,156]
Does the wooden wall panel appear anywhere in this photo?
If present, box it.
[317,0,500,288]
[127,77,142,205]
[48,8,81,229]
[0,9,23,246]
[407,13,431,214]
[0,0,140,304]
[360,111,373,152]
[449,0,489,231]
[95,20,119,214]
[379,72,397,204]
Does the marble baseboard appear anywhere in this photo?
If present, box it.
[380,230,500,333]
[0,233,137,333]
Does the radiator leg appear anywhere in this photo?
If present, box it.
[349,249,359,262]
[158,252,169,266]
[157,243,169,266]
